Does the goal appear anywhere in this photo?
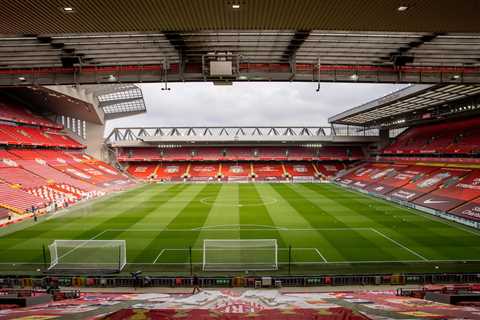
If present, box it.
[48,240,127,272]
[203,239,278,271]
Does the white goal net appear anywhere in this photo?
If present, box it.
[48,240,127,272]
[203,239,278,271]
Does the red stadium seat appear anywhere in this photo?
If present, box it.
[284,162,316,177]
[118,146,363,162]
[0,97,62,129]
[154,162,188,181]
[188,162,219,181]
[127,163,158,179]
[219,162,251,181]
[0,182,45,213]
[384,117,480,155]
[252,162,285,181]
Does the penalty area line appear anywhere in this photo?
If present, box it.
[314,248,328,263]
[153,249,166,264]
[370,228,428,261]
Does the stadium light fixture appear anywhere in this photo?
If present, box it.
[63,6,74,12]
[232,4,240,9]
[397,5,408,11]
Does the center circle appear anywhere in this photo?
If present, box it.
[200,197,278,207]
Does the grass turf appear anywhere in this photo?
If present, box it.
[0,182,480,276]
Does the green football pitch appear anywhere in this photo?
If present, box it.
[1,182,480,275]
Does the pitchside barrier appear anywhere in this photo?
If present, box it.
[2,273,479,289]
[48,240,127,273]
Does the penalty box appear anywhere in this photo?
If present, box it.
[92,227,429,264]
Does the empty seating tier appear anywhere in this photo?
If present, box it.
[337,161,480,223]
[0,97,62,129]
[0,182,46,213]
[384,117,480,155]
[118,146,364,162]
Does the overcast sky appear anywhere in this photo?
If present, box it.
[105,82,406,133]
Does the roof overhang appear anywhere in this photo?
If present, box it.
[0,86,104,124]
[106,126,380,147]
[329,84,480,127]
[138,135,379,145]
[2,2,480,86]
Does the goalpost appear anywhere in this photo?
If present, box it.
[48,240,127,272]
[203,239,278,271]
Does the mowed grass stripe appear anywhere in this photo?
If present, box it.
[256,184,344,262]
[193,184,241,248]
[115,184,208,263]
[0,184,176,262]
[239,184,286,248]
[304,183,480,260]
[274,183,414,262]
[134,184,222,263]
[0,184,151,241]
[24,184,187,263]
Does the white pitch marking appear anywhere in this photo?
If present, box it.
[336,182,480,238]
[153,249,166,264]
[105,226,370,232]
[314,248,328,263]
[4,259,480,266]
[370,228,428,261]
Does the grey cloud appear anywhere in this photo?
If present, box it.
[105,82,406,133]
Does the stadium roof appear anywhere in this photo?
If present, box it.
[1,31,480,85]
[106,126,379,146]
[3,31,480,68]
[329,84,480,127]
[1,0,479,33]
[0,1,480,85]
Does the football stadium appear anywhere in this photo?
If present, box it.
[0,1,480,319]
